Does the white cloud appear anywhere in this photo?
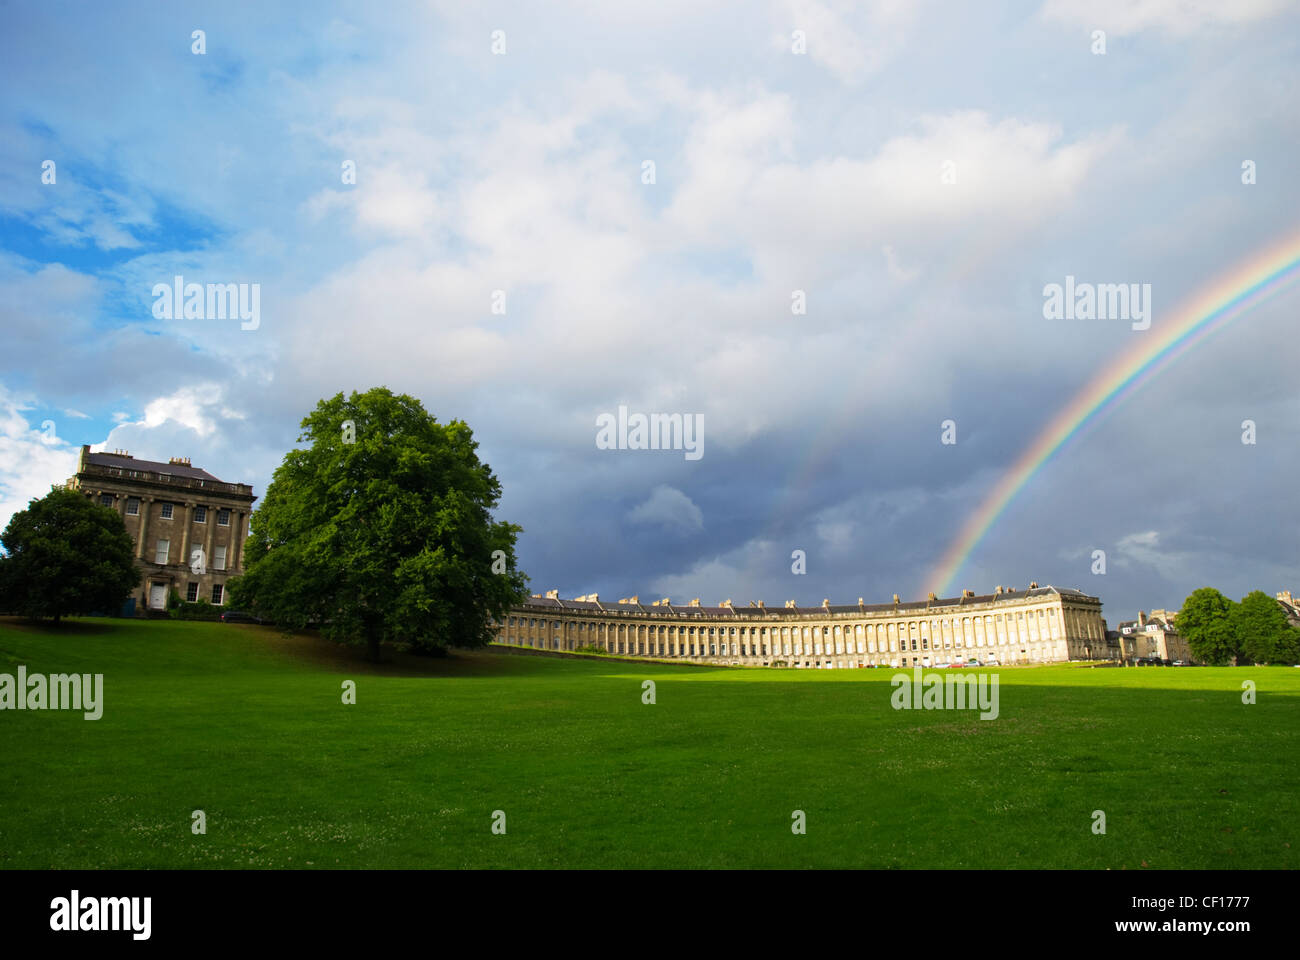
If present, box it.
[629,485,704,535]
[881,244,919,282]
[1041,0,1288,36]
[815,520,854,550]
[138,384,227,438]
[1113,529,1194,582]
[774,0,921,83]
[0,384,80,540]
[649,536,782,603]
[88,384,252,468]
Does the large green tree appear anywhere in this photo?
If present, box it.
[228,388,528,659]
[1232,590,1300,665]
[0,486,140,622]
[1177,587,1239,665]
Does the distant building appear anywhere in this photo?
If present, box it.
[1276,590,1300,628]
[494,583,1108,667]
[1116,610,1192,663]
[64,446,256,613]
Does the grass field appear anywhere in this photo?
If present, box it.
[1,616,1296,869]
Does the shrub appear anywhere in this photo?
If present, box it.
[170,597,222,621]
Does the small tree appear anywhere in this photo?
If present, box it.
[1233,590,1300,665]
[0,487,140,622]
[228,388,528,660]
[1177,587,1239,665]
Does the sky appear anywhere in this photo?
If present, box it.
[1,0,1297,623]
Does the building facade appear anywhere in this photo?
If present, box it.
[494,584,1107,667]
[1277,590,1300,628]
[65,446,256,613]
[1115,610,1193,663]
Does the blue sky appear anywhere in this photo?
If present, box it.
[1,0,1297,621]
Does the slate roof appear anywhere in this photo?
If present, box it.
[517,584,1099,616]
[87,451,224,483]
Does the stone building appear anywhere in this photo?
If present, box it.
[493,583,1107,667]
[1276,590,1300,628]
[64,445,256,613]
[1115,610,1192,663]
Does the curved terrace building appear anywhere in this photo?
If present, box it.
[494,585,1107,668]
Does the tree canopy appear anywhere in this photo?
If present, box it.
[0,486,140,622]
[1177,587,1239,665]
[1233,590,1300,665]
[228,388,528,659]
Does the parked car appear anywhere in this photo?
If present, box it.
[220,609,265,624]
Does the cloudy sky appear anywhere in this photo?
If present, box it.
[2,0,1297,621]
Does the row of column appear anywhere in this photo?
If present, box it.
[501,605,1105,662]
[97,491,245,571]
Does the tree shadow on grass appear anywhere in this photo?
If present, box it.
[0,615,119,636]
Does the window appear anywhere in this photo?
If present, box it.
[217,509,231,526]
[154,539,170,564]
[161,502,174,519]
[99,494,113,508]
[186,583,199,602]
[214,545,227,571]
[194,506,207,523]
[211,584,224,605]
[126,498,140,515]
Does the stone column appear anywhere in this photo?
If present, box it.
[204,508,217,569]
[230,509,245,573]
[136,497,152,559]
[204,509,218,598]
[179,502,194,574]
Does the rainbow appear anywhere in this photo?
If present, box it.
[926,229,1300,598]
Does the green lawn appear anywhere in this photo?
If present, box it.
[0,616,1295,869]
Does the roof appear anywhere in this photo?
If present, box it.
[86,451,224,483]
[516,584,1100,617]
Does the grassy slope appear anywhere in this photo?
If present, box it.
[0,616,1295,869]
